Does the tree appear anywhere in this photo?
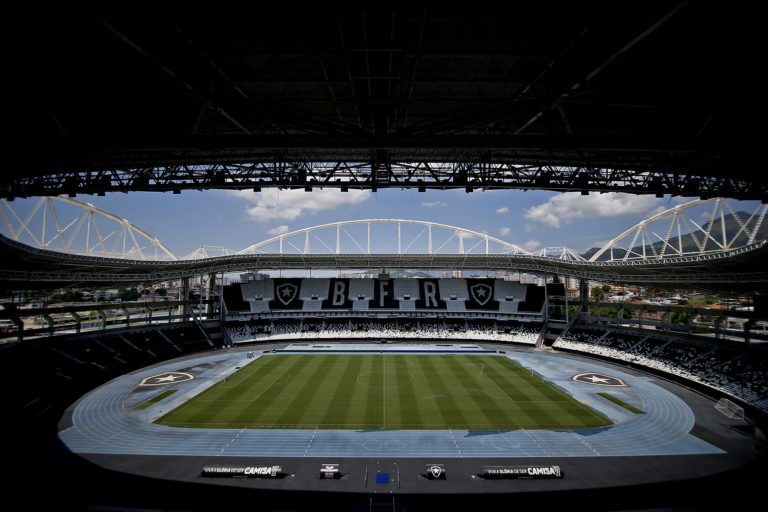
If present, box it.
[49,290,85,304]
[118,287,140,301]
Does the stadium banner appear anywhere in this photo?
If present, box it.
[480,465,563,479]
[546,282,566,296]
[321,279,352,309]
[270,278,304,309]
[424,464,447,480]
[319,463,341,479]
[201,465,284,478]
[518,284,545,313]
[465,278,499,311]
[369,278,399,309]
[415,279,446,309]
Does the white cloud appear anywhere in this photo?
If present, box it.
[229,188,370,222]
[496,207,509,214]
[499,227,512,236]
[422,201,447,208]
[524,193,664,229]
[523,239,542,251]
[588,239,611,250]
[266,225,290,236]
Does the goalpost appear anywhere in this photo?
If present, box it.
[715,397,745,420]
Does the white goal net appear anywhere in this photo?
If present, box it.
[715,398,744,420]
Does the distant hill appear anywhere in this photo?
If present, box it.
[582,211,768,261]
[405,270,435,278]
[389,270,436,278]
[581,247,600,260]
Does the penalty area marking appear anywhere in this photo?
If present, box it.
[464,361,486,380]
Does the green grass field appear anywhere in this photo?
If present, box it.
[156,354,611,430]
[598,392,644,414]
[135,389,177,410]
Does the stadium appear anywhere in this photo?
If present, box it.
[3,3,766,511]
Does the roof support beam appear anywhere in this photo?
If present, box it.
[90,13,253,135]
[4,161,761,200]
[515,1,691,134]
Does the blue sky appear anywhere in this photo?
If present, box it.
[2,190,761,258]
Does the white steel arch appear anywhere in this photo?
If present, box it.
[590,198,768,262]
[534,246,587,261]
[237,219,531,256]
[0,197,178,260]
[182,246,237,259]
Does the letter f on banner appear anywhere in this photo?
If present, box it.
[379,280,390,307]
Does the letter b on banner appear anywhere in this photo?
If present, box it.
[322,279,352,309]
[332,280,346,305]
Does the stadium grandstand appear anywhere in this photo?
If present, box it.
[221,277,544,344]
[2,3,766,511]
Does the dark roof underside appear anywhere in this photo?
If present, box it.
[9,2,761,198]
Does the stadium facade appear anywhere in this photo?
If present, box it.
[4,3,766,510]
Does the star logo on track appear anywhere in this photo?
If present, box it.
[572,372,626,387]
[425,464,446,479]
[140,372,194,386]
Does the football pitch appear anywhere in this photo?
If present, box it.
[156,354,611,430]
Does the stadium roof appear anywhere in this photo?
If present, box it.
[2,233,766,292]
[9,2,762,199]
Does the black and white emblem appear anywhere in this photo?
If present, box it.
[572,372,626,387]
[140,371,194,386]
[425,464,446,479]
[319,463,341,479]
[276,283,299,305]
[469,283,492,306]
